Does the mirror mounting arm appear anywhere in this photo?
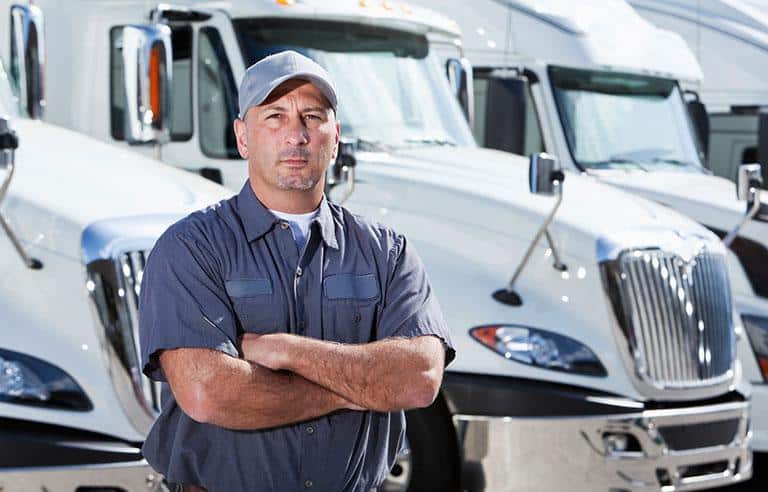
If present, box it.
[505,178,565,292]
[0,118,42,269]
[724,163,764,248]
[724,187,762,248]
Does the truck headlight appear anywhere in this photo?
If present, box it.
[470,325,607,377]
[742,315,768,382]
[0,348,92,410]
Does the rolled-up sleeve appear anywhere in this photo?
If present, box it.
[377,234,455,366]
[139,228,239,382]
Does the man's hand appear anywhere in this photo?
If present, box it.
[241,333,295,370]
[240,333,446,412]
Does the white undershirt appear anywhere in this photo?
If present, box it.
[270,208,320,252]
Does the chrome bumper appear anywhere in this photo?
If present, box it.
[454,400,751,492]
[0,460,165,492]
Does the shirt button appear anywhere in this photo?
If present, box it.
[296,267,303,277]
[304,479,313,488]
[280,221,290,230]
[306,425,314,435]
[298,320,306,330]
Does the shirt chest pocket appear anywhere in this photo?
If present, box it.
[322,273,380,344]
[226,278,288,335]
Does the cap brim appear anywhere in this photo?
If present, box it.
[238,72,338,119]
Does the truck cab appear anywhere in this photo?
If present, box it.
[0,9,233,490]
[629,0,768,185]
[409,0,768,459]
[4,1,756,490]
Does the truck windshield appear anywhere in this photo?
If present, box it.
[234,19,475,151]
[549,66,704,171]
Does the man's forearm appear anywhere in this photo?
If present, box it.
[161,349,355,430]
[251,335,444,412]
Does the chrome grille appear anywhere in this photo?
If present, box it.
[87,249,161,419]
[603,248,734,389]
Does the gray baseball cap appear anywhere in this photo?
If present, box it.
[237,50,338,119]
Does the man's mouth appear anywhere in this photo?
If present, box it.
[280,158,309,167]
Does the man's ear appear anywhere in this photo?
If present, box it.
[331,121,341,160]
[233,118,249,159]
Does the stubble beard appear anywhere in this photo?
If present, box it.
[276,170,321,191]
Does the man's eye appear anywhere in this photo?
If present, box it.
[304,114,321,120]
[266,114,281,120]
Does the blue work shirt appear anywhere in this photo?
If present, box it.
[138,181,455,491]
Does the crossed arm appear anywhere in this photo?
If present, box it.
[160,334,446,430]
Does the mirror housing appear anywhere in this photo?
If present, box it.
[685,92,710,164]
[484,74,528,155]
[446,57,475,128]
[119,24,172,145]
[9,4,45,119]
[529,152,564,195]
[758,107,768,186]
[723,163,763,247]
[737,163,763,203]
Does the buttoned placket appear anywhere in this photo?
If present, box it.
[276,219,326,491]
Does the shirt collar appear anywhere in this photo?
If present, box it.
[237,180,339,250]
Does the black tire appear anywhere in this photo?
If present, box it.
[402,396,461,492]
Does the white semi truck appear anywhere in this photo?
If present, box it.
[4,1,756,490]
[0,5,232,490]
[411,0,768,462]
[629,0,768,186]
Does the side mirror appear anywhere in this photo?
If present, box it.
[446,58,475,128]
[529,152,564,195]
[9,4,45,119]
[485,74,528,155]
[495,152,566,306]
[326,138,357,204]
[736,163,763,203]
[723,163,763,247]
[685,91,710,164]
[758,107,768,185]
[119,24,172,145]
[0,116,42,269]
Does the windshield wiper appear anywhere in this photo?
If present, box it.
[650,157,696,168]
[588,157,649,172]
[403,137,456,147]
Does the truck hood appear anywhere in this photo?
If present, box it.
[347,145,728,399]
[591,168,753,231]
[375,146,717,249]
[3,119,233,260]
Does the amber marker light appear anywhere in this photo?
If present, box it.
[149,44,163,125]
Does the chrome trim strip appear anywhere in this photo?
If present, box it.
[82,216,178,435]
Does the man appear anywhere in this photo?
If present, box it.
[138,50,455,491]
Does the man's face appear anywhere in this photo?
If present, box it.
[234,79,340,193]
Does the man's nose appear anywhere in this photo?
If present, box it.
[284,115,310,146]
